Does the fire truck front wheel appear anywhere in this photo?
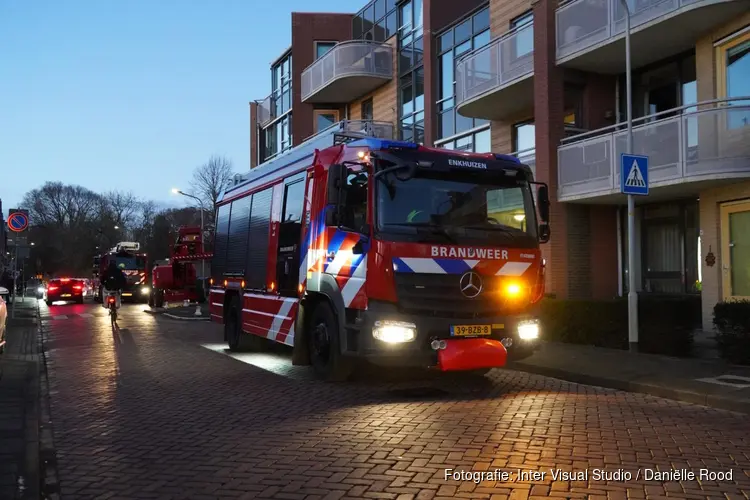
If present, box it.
[308,302,353,382]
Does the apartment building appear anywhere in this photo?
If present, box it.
[249,0,750,331]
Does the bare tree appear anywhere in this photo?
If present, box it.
[189,154,235,220]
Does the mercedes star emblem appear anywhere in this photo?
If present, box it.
[459,271,483,299]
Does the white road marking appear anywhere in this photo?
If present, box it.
[53,315,68,320]
[79,313,94,318]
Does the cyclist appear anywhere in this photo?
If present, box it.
[101,261,126,311]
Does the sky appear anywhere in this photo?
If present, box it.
[0,0,355,218]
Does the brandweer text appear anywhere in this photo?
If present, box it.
[431,246,509,259]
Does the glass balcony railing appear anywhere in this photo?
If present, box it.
[301,41,393,103]
[455,24,534,116]
[557,98,750,201]
[556,0,744,62]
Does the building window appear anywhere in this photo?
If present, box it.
[314,109,339,133]
[353,0,398,42]
[437,127,490,153]
[513,121,535,153]
[397,0,424,143]
[260,114,292,163]
[717,29,750,129]
[436,6,491,141]
[620,200,700,294]
[361,98,374,120]
[271,52,292,118]
[510,11,533,60]
[315,42,336,60]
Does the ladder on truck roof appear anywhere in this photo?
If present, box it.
[221,120,394,201]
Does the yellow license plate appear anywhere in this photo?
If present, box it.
[450,324,491,336]
[61,293,72,297]
[122,293,132,297]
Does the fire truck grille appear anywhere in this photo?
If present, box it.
[393,273,503,319]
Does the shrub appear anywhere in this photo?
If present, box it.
[713,301,750,365]
[539,295,698,357]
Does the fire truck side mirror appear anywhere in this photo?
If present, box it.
[537,184,550,222]
[325,205,339,227]
[327,164,346,205]
[538,223,551,244]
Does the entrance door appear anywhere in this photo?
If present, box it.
[276,176,307,296]
[720,200,750,301]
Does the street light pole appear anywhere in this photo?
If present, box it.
[173,190,206,280]
[619,0,638,352]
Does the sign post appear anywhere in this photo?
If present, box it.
[621,154,649,351]
[7,209,30,318]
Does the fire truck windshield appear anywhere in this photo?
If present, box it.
[375,171,538,244]
[110,256,146,271]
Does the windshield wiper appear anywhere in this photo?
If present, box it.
[463,223,522,239]
[386,222,458,243]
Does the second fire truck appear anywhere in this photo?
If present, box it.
[208,121,550,381]
[93,241,150,303]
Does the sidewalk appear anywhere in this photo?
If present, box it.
[508,341,750,414]
[143,302,209,321]
[0,298,40,500]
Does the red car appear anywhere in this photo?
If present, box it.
[44,278,85,305]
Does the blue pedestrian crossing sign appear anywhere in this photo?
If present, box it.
[621,154,649,196]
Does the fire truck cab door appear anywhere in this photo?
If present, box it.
[276,177,306,296]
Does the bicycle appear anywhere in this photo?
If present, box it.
[106,291,120,327]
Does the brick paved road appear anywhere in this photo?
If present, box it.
[38,302,750,500]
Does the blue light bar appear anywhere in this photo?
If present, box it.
[347,138,419,150]
[493,153,521,164]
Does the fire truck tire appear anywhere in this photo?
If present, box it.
[308,302,353,382]
[153,289,165,308]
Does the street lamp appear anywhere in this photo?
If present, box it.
[114,225,120,230]
[619,0,638,352]
[171,188,206,280]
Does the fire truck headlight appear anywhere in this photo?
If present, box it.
[517,320,540,340]
[140,286,150,295]
[372,321,417,343]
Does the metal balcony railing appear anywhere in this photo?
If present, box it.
[558,98,750,200]
[455,24,534,108]
[556,0,740,61]
[301,41,393,102]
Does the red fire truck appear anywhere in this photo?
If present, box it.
[208,121,550,381]
[149,226,213,308]
[93,241,150,303]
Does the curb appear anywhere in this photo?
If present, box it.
[507,361,750,415]
[36,302,61,499]
[163,313,210,322]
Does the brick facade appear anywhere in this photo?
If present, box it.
[290,12,353,145]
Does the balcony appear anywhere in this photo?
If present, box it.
[455,24,534,121]
[301,41,393,104]
[558,99,750,203]
[556,0,747,73]
[257,90,291,128]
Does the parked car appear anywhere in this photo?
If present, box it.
[43,278,85,305]
[0,286,8,355]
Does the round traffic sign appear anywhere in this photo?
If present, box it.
[8,212,29,232]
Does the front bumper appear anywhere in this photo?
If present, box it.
[345,300,541,370]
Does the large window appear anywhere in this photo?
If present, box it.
[353,0,398,42]
[513,121,535,153]
[717,29,750,129]
[361,98,374,120]
[510,12,533,60]
[398,0,424,143]
[436,7,490,142]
